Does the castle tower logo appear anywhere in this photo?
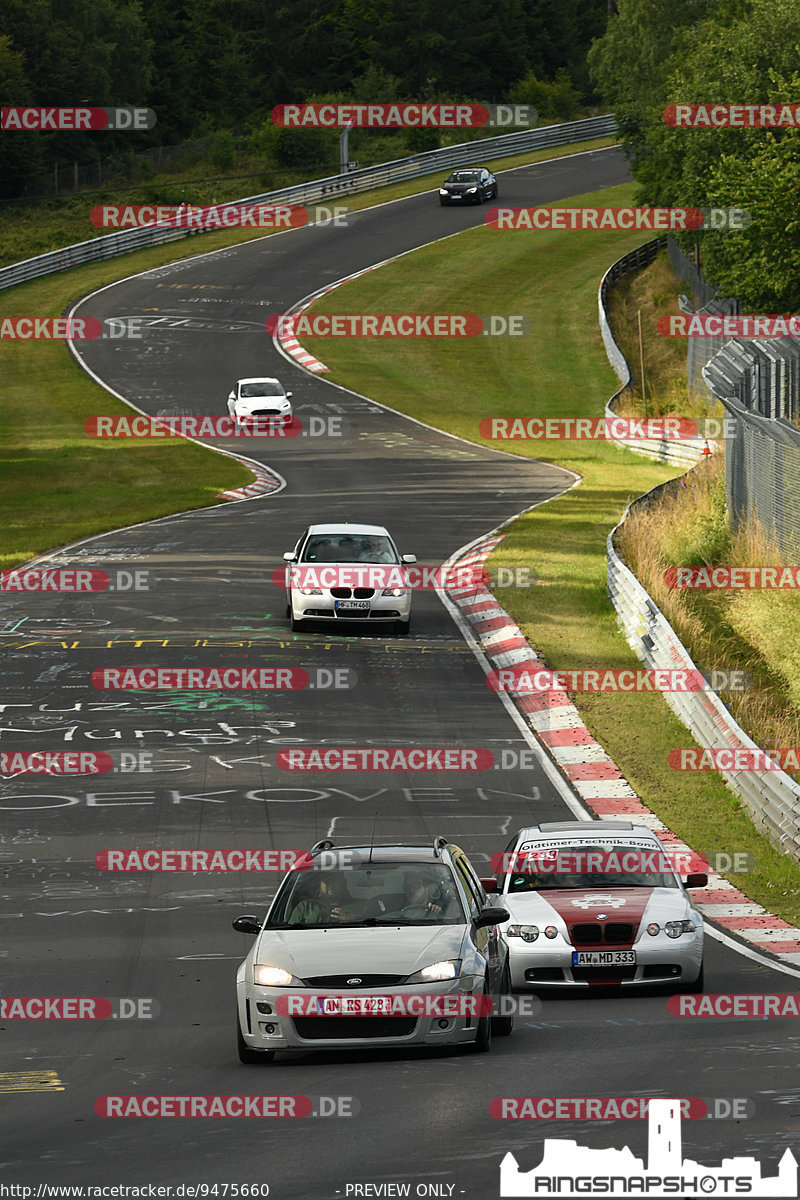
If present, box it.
[500,1098,797,1197]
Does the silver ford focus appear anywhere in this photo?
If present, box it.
[233,838,512,1062]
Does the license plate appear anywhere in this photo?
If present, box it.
[572,951,636,966]
[319,996,389,1015]
[334,601,370,612]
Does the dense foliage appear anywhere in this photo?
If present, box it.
[589,0,800,309]
[0,0,607,199]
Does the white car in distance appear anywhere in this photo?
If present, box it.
[227,377,293,427]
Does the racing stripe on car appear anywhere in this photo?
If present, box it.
[446,533,800,966]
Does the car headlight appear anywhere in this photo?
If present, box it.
[406,959,461,982]
[664,920,696,939]
[543,926,558,939]
[506,924,539,942]
[465,187,477,193]
[439,188,448,194]
[382,587,406,597]
[299,587,323,595]
[254,965,301,986]
[647,922,660,936]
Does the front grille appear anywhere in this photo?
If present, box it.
[604,923,635,944]
[570,924,602,945]
[293,1017,416,1040]
[330,588,376,599]
[304,974,405,988]
[569,922,634,945]
[248,407,282,416]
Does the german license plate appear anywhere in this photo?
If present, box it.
[572,950,636,966]
[334,601,370,612]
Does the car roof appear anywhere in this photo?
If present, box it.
[295,842,463,867]
[303,522,392,536]
[236,377,283,386]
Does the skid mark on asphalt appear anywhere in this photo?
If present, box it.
[0,1071,65,1092]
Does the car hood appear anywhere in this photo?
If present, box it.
[504,888,694,931]
[254,924,465,978]
[443,182,476,191]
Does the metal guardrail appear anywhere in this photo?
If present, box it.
[601,243,800,862]
[598,237,712,468]
[0,114,618,293]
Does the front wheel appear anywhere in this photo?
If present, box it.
[472,981,492,1052]
[395,618,410,635]
[290,614,306,632]
[237,1018,275,1064]
[681,964,705,993]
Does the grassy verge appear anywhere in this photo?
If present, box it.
[295,180,800,924]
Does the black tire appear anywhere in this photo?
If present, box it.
[492,963,514,1036]
[237,1017,275,1064]
[395,618,410,635]
[472,982,492,1052]
[285,602,291,618]
[290,614,306,632]
[682,964,705,993]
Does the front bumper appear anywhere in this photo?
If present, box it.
[507,933,703,989]
[290,591,412,622]
[237,978,486,1052]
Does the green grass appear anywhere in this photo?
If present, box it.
[297,180,800,926]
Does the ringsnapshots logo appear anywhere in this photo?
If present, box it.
[271,102,536,127]
[664,103,800,127]
[266,313,530,337]
[499,1098,796,1198]
[90,203,349,230]
[1,106,156,131]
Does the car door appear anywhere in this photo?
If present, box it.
[453,853,504,992]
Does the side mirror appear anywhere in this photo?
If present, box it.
[480,877,500,894]
[286,391,293,398]
[402,554,417,564]
[474,906,509,929]
[685,873,708,889]
[232,915,262,934]
[283,551,297,562]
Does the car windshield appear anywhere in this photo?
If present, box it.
[301,534,398,563]
[240,382,283,397]
[448,172,480,182]
[267,861,466,927]
[506,844,679,892]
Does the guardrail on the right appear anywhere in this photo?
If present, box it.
[601,242,800,863]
